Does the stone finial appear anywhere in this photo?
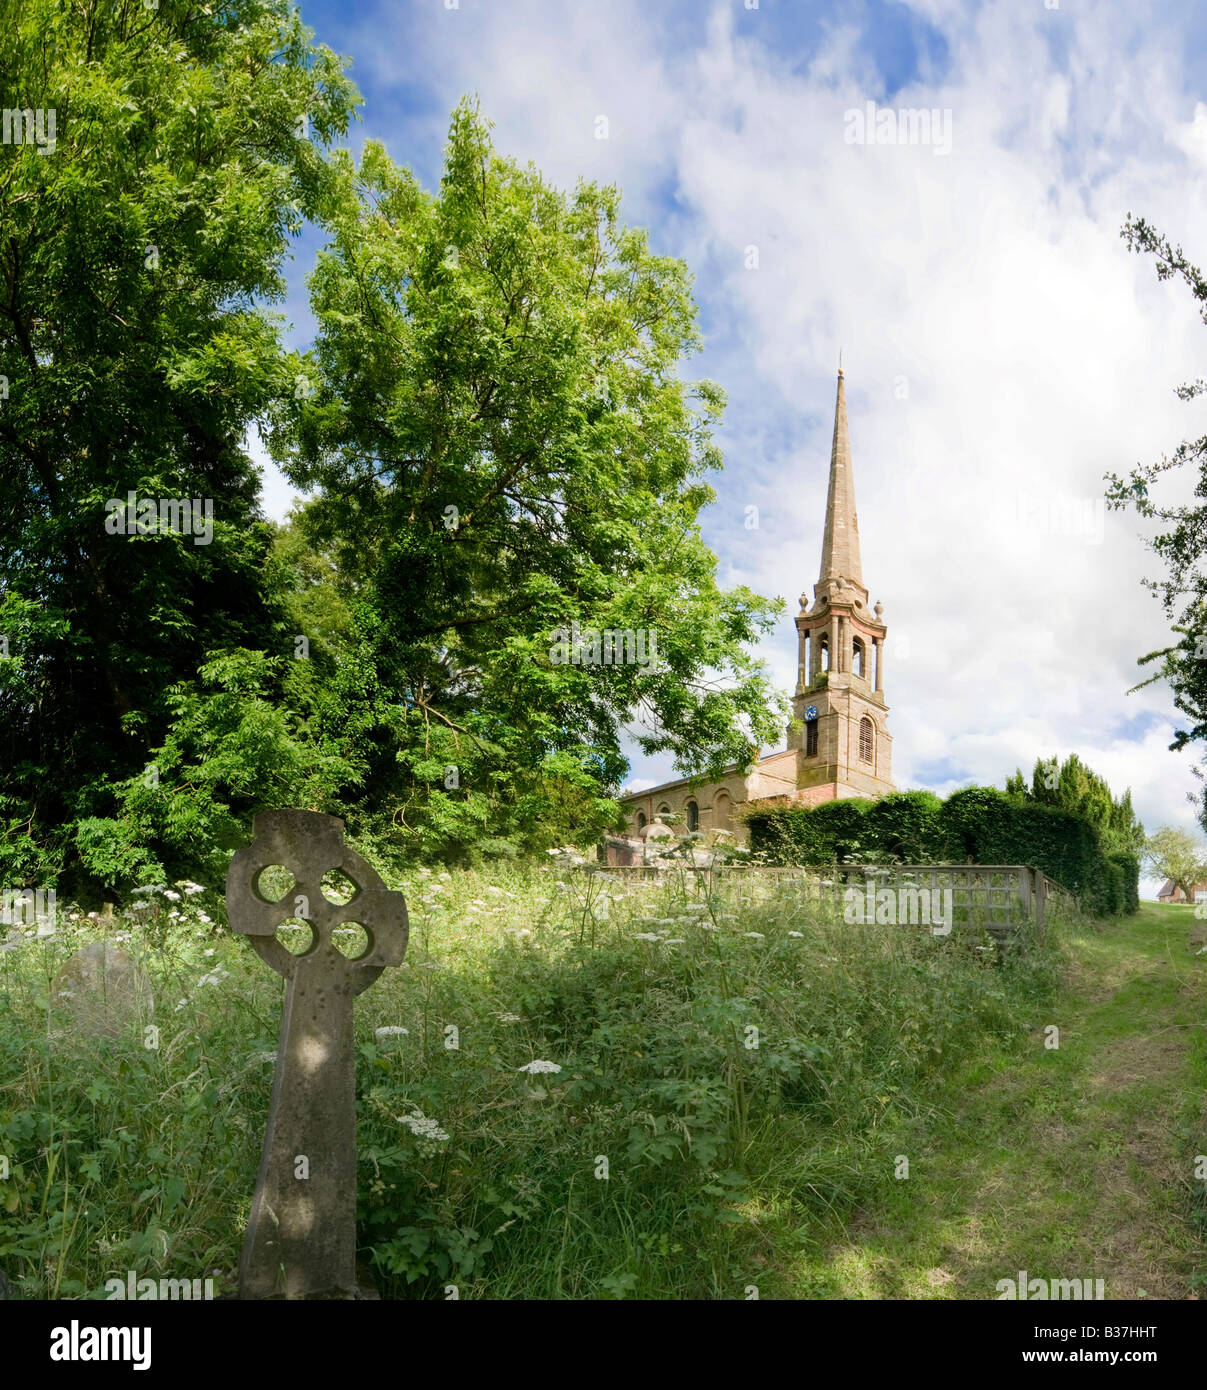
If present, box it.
[226,809,408,1299]
[874,599,883,620]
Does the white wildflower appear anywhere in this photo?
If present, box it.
[375,1026,409,1040]
[398,1110,449,1142]
[517,1060,562,1074]
[497,1013,523,1023]
[744,932,765,940]
[163,890,181,902]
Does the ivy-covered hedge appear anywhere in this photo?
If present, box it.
[743,786,1138,916]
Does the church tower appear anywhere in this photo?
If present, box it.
[786,368,894,802]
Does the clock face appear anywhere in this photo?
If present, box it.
[805,705,818,720]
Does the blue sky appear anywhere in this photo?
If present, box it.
[256,0,1207,893]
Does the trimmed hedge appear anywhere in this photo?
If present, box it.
[864,791,946,861]
[744,785,1139,916]
[1109,852,1140,915]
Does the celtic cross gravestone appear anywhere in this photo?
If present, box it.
[226,809,408,1299]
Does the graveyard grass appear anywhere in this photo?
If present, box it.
[1,869,1204,1300]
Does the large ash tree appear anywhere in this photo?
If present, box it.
[0,0,357,894]
[269,103,785,862]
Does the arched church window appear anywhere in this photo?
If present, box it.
[714,791,732,828]
[859,716,874,763]
[685,800,699,832]
[657,803,670,818]
[806,718,819,758]
[637,811,647,830]
[852,638,865,678]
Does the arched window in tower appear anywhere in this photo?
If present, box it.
[859,716,874,763]
[806,717,819,758]
[852,638,865,678]
[685,800,699,832]
[819,634,830,672]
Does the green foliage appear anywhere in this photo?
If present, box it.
[0,0,359,896]
[0,33,787,889]
[937,787,1012,861]
[864,792,946,861]
[267,100,786,866]
[1005,754,1145,857]
[747,783,1138,917]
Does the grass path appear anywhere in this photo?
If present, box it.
[790,903,1207,1299]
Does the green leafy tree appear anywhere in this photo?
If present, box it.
[269,102,786,860]
[1005,752,1144,857]
[1143,825,1207,902]
[0,0,358,895]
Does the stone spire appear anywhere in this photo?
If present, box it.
[818,367,864,590]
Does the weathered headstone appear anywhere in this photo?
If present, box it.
[226,809,408,1300]
[51,942,154,1038]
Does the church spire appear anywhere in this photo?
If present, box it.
[818,366,864,590]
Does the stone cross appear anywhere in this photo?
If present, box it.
[226,809,408,1299]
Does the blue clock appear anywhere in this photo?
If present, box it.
[805,705,818,720]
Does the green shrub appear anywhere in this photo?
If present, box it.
[747,784,1139,916]
[936,787,1012,861]
[745,798,868,863]
[863,791,944,860]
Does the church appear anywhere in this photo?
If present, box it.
[620,368,895,842]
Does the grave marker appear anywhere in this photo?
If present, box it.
[226,809,408,1299]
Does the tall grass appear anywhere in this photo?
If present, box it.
[0,861,1061,1299]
